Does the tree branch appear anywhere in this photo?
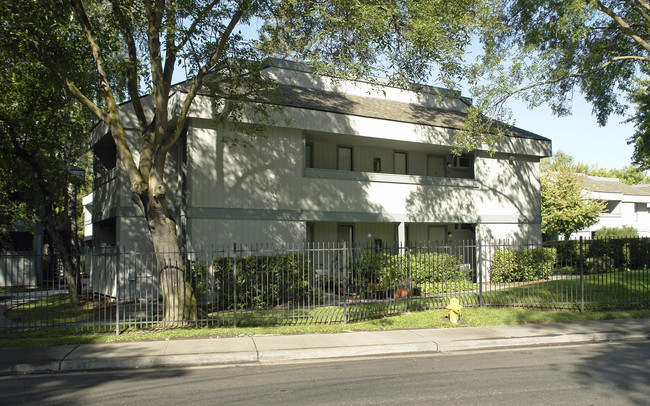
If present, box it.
[113,1,149,134]
[70,0,146,194]
[493,55,649,109]
[142,0,168,188]
[174,0,222,52]
[595,0,650,54]
[634,0,650,13]
[622,0,650,26]
[161,0,253,154]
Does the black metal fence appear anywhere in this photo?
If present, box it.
[1,237,649,333]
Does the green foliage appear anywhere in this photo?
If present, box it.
[490,247,557,283]
[629,82,650,170]
[594,226,639,239]
[541,150,590,175]
[587,228,639,271]
[409,252,466,285]
[468,1,650,164]
[191,254,317,311]
[589,167,650,185]
[353,250,471,291]
[549,240,581,268]
[263,0,492,88]
[353,250,396,285]
[588,239,631,271]
[541,167,605,239]
[584,255,615,275]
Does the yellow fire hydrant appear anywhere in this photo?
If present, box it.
[446,298,463,324]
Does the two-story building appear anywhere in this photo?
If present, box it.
[570,176,650,239]
[83,59,552,253]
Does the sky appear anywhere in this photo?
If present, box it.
[504,95,636,170]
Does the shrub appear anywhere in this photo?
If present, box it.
[409,252,465,285]
[627,238,650,269]
[587,238,631,270]
[584,255,615,274]
[595,226,638,239]
[352,250,470,290]
[549,240,580,268]
[490,247,556,283]
[191,253,316,311]
[353,250,396,285]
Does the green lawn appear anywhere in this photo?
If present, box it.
[2,307,649,348]
[4,269,648,334]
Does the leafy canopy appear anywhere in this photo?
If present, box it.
[468,0,650,162]
[541,167,605,239]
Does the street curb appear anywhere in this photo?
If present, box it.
[4,332,648,375]
[257,341,440,362]
[436,332,650,353]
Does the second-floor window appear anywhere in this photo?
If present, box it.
[305,142,314,168]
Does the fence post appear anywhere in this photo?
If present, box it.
[233,243,237,328]
[478,238,483,307]
[579,237,584,314]
[406,247,411,313]
[115,247,120,336]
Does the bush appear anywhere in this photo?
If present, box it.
[587,239,631,270]
[595,226,638,239]
[584,255,615,274]
[490,247,556,283]
[409,252,465,285]
[353,250,470,290]
[548,240,580,268]
[353,250,396,285]
[627,238,650,269]
[191,254,316,311]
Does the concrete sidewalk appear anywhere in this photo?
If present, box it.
[1,318,649,375]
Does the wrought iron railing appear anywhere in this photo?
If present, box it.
[1,238,648,333]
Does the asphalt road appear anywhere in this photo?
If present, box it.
[2,341,649,405]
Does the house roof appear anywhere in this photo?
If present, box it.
[580,176,650,196]
[271,85,549,142]
[175,60,550,144]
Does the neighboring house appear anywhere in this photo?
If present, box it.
[570,176,650,239]
[83,59,552,253]
[0,223,44,287]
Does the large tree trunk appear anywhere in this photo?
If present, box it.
[146,206,197,324]
[43,222,80,306]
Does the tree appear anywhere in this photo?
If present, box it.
[0,48,92,305]
[540,150,590,175]
[1,1,489,322]
[589,166,650,185]
[464,1,650,164]
[541,168,605,240]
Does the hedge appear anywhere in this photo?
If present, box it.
[190,253,316,311]
[490,247,556,283]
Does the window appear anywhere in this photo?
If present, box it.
[337,146,353,171]
[306,222,315,245]
[604,201,620,214]
[453,155,472,168]
[394,151,407,174]
[305,142,314,168]
[635,203,647,213]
